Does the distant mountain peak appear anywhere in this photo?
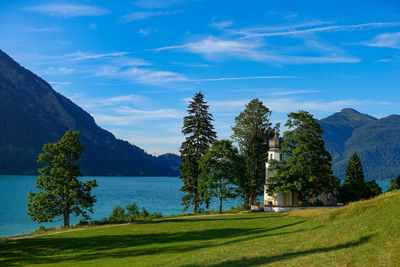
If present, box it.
[0,49,180,176]
[340,108,359,113]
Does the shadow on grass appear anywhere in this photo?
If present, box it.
[0,220,305,265]
[185,235,373,267]
[147,214,279,224]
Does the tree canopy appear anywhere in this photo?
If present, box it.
[389,175,400,191]
[199,139,244,213]
[179,92,217,213]
[338,152,382,203]
[344,152,364,184]
[27,131,97,227]
[231,98,274,206]
[268,110,338,204]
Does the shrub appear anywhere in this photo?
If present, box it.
[76,219,89,226]
[141,207,150,218]
[126,202,139,218]
[108,206,128,223]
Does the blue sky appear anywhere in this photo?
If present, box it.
[1,0,400,155]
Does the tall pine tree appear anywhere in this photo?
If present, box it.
[344,152,364,184]
[179,92,216,213]
[231,99,274,206]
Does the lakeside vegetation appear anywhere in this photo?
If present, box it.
[1,190,399,266]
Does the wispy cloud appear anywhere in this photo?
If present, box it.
[240,21,400,39]
[366,32,400,49]
[211,20,234,30]
[67,51,130,61]
[122,10,181,22]
[208,98,370,114]
[135,0,188,9]
[154,36,360,64]
[190,76,299,82]
[93,107,182,126]
[24,4,108,17]
[39,67,74,75]
[93,65,188,85]
[70,94,148,109]
[269,89,320,96]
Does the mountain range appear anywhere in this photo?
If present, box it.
[0,49,180,176]
[319,108,400,180]
[1,49,399,180]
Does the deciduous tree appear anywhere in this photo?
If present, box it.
[268,111,338,204]
[389,175,400,191]
[199,140,244,213]
[27,131,97,227]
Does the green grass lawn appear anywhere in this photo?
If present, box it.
[1,191,400,266]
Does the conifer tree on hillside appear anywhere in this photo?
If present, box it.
[339,152,381,203]
[268,111,338,204]
[231,99,275,206]
[179,92,216,213]
[344,152,364,184]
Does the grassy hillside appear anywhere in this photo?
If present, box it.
[1,191,400,266]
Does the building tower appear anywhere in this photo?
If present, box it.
[266,132,280,179]
[264,132,293,209]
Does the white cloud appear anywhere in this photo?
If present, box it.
[366,32,400,49]
[92,64,188,85]
[67,51,130,61]
[135,0,187,9]
[39,67,74,75]
[139,28,157,36]
[69,94,148,109]
[211,20,234,30]
[154,36,360,64]
[92,107,182,126]
[241,21,400,39]
[269,89,320,96]
[25,4,108,17]
[208,98,370,114]
[190,76,299,82]
[122,10,181,22]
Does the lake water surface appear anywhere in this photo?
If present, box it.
[0,175,390,238]
[0,175,242,237]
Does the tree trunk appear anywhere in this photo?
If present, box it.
[249,189,254,206]
[193,204,198,213]
[63,211,70,227]
[219,197,222,214]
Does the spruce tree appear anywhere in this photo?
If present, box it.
[179,92,216,213]
[344,152,364,184]
[231,98,274,206]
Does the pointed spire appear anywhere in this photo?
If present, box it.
[269,132,280,151]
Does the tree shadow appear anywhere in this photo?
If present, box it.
[146,214,280,224]
[0,220,306,265]
[184,235,373,267]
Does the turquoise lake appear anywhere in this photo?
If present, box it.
[0,175,242,238]
[0,175,390,238]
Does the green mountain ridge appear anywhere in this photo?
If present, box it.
[319,108,400,180]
